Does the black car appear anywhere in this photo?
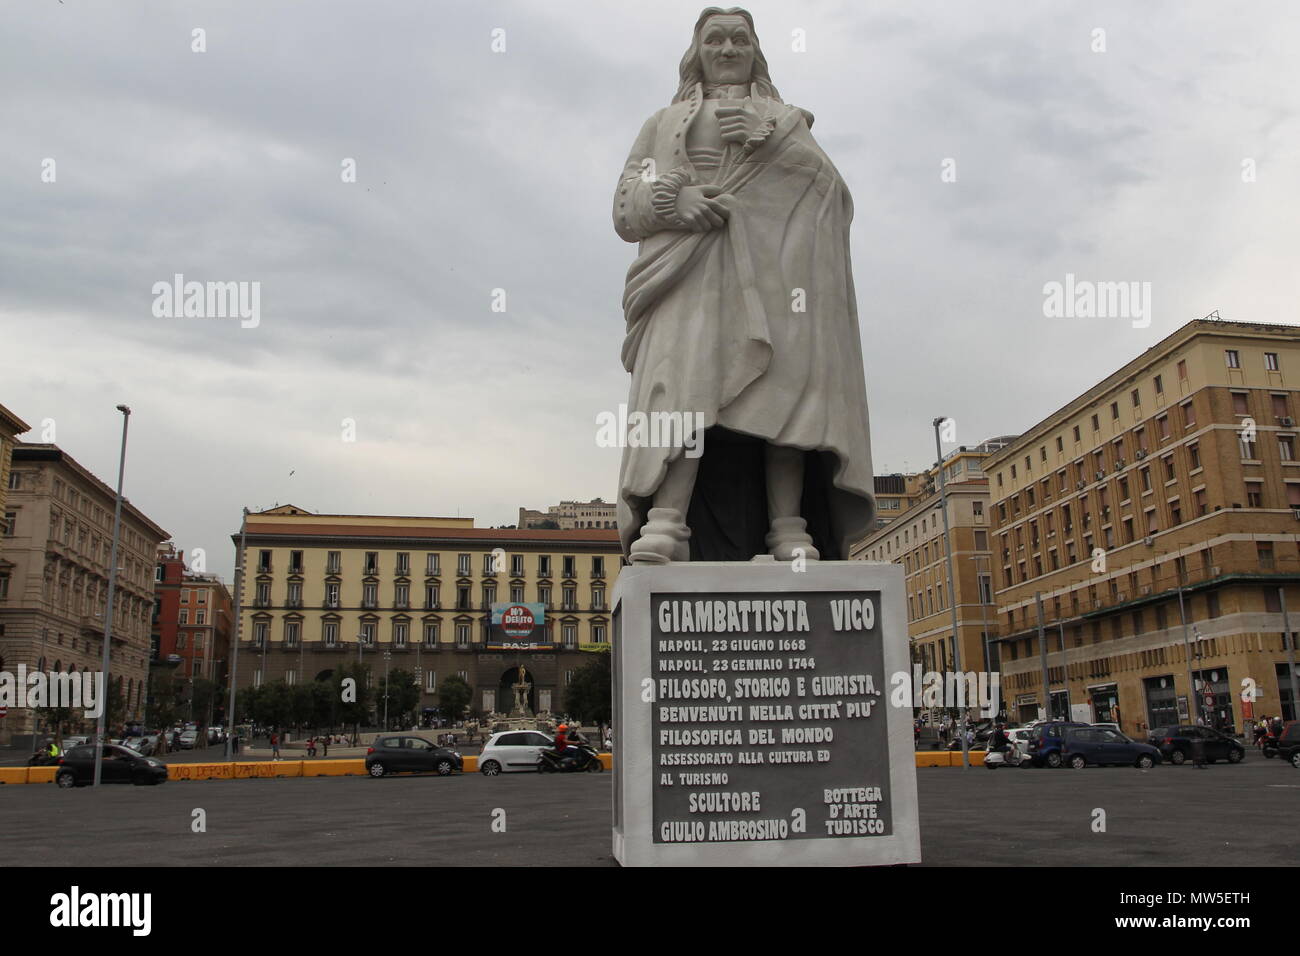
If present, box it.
[1147,726,1245,765]
[1026,721,1091,767]
[1062,727,1161,768]
[365,735,463,777]
[55,744,169,788]
[1273,721,1300,768]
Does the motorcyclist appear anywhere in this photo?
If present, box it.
[46,739,61,759]
[990,723,1010,753]
[552,724,569,757]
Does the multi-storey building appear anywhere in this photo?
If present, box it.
[854,443,1002,721]
[985,318,1300,733]
[871,473,930,529]
[151,544,233,719]
[0,402,32,528]
[518,498,618,530]
[231,506,623,721]
[0,443,169,744]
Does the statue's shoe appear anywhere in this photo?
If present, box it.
[630,507,690,565]
[765,516,819,562]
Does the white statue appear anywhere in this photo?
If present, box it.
[614,7,876,565]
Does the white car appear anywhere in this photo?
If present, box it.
[478,730,553,775]
[1005,727,1035,757]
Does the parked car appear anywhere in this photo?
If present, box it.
[1272,721,1300,768]
[177,730,199,750]
[61,736,89,750]
[1062,727,1161,768]
[365,735,463,777]
[55,744,168,788]
[1147,726,1245,765]
[1005,727,1035,757]
[122,736,151,756]
[1025,721,1090,767]
[478,731,554,775]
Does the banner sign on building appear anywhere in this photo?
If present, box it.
[487,603,550,650]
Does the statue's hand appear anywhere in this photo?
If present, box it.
[715,103,759,145]
[674,184,730,232]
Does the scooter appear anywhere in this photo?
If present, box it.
[27,752,60,767]
[538,744,604,773]
[984,744,1032,769]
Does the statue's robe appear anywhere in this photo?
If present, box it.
[614,82,876,561]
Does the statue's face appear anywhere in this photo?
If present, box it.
[699,15,755,86]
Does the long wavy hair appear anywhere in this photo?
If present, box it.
[672,7,781,103]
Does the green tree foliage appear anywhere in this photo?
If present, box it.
[564,648,611,725]
[437,675,472,724]
[378,669,420,729]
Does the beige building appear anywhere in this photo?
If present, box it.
[518,498,618,530]
[871,473,930,529]
[985,318,1300,732]
[0,403,32,526]
[0,444,169,744]
[231,506,623,720]
[854,444,1002,721]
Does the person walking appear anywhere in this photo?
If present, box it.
[270,731,281,761]
[321,735,329,757]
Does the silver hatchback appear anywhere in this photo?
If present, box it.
[478,730,553,775]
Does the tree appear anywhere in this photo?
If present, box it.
[564,648,611,725]
[332,661,372,744]
[147,670,183,747]
[288,682,316,732]
[378,669,420,729]
[437,675,472,726]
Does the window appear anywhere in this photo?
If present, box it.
[482,553,496,575]
[1194,488,1207,516]
[423,621,439,644]
[1131,388,1141,408]
[1056,436,1063,452]
[1154,374,1163,394]
[1272,394,1289,419]
[360,623,376,644]
[538,555,551,576]
[285,620,300,646]
[176,632,186,649]
[972,500,983,519]
[326,582,340,608]
[324,621,338,645]
[1163,456,1175,482]
[1281,436,1295,461]
[179,609,188,625]
[363,582,378,608]
[253,622,268,647]
[562,624,578,647]
[1188,443,1201,470]
[289,550,304,573]
[539,585,551,606]
[365,552,379,574]
[1246,483,1263,508]
[1232,392,1249,416]
[1265,352,1280,371]
[593,624,607,644]
[511,554,524,576]
[457,554,471,576]
[456,586,470,609]
[394,583,409,607]
[425,553,440,575]
[563,555,576,577]
[1177,359,1187,380]
[396,552,410,575]
[327,550,341,574]
[592,556,605,577]
[196,610,206,625]
[1110,402,1120,420]
[1239,436,1257,460]
[394,622,408,646]
[1225,350,1240,369]
[258,550,272,572]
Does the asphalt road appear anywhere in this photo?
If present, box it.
[1,759,1295,866]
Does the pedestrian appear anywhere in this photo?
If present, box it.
[270,731,281,760]
[320,735,329,757]
[1191,729,1207,769]
[306,737,316,757]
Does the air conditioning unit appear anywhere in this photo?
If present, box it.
[1096,470,1105,481]
[1282,417,1295,427]
[1143,536,1154,547]
[1293,508,1300,521]
[1210,566,1221,576]
[1076,481,1085,490]
[1140,585,1151,595]
[1135,449,1147,459]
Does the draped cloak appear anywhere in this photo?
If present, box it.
[614,82,876,560]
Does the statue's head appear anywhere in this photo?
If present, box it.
[674,7,781,103]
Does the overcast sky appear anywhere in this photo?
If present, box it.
[3,0,1298,582]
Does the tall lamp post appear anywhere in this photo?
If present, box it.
[224,508,248,760]
[93,405,130,788]
[382,649,392,730]
[932,418,968,768]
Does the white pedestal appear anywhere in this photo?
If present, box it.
[612,561,920,867]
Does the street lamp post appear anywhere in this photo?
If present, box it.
[932,418,968,768]
[93,405,130,788]
[224,508,248,760]
[382,650,392,730]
